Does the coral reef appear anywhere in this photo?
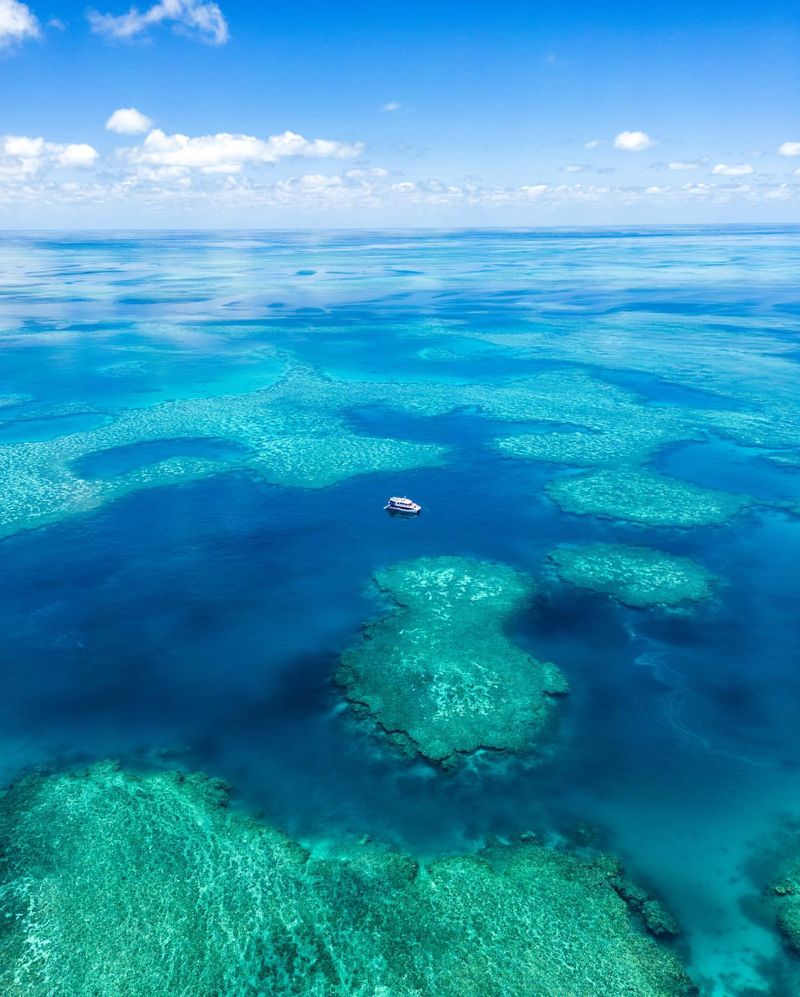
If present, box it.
[336,557,568,765]
[549,543,715,608]
[547,468,751,528]
[769,855,800,954]
[0,395,30,410]
[0,353,784,539]
[0,366,448,537]
[490,374,702,470]
[468,302,800,448]
[0,763,696,996]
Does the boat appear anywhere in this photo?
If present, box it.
[385,496,422,515]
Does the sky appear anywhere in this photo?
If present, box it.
[1,0,799,227]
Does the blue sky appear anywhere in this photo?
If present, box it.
[1,0,799,226]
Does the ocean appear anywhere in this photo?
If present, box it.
[0,228,798,994]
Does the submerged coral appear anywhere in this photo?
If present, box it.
[769,853,800,954]
[336,556,568,765]
[549,543,715,608]
[0,395,30,410]
[0,763,695,997]
[0,366,448,537]
[0,355,775,539]
[490,373,702,470]
[547,467,751,528]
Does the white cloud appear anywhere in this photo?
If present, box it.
[345,167,390,178]
[3,135,44,157]
[88,0,229,45]
[381,102,401,113]
[668,161,699,170]
[106,107,153,135]
[124,128,365,173]
[56,144,99,168]
[0,134,99,181]
[0,0,40,47]
[614,130,655,152]
[711,163,753,176]
[778,141,800,157]
[584,139,600,149]
[2,172,799,223]
[562,164,588,173]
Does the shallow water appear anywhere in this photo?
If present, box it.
[1,228,799,994]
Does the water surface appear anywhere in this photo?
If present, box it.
[1,228,799,994]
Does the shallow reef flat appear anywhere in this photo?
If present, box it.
[490,373,703,470]
[549,543,715,608]
[0,357,777,539]
[465,318,800,470]
[4,364,662,539]
[0,763,696,997]
[0,366,448,537]
[547,467,752,528]
[336,556,568,765]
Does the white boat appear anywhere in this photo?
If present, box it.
[385,496,422,515]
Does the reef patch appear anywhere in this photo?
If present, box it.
[769,851,800,955]
[0,366,449,538]
[0,763,695,996]
[336,556,568,765]
[547,467,751,528]
[549,543,715,608]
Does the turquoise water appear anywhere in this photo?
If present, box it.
[0,228,799,993]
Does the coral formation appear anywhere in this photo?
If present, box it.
[0,354,784,539]
[336,557,568,764]
[465,309,800,472]
[547,468,751,528]
[490,373,702,470]
[0,395,30,410]
[0,763,696,996]
[549,543,715,608]
[769,855,800,954]
[0,365,448,537]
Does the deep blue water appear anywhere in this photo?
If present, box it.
[1,228,799,994]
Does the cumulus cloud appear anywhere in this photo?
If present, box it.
[381,102,401,112]
[2,166,798,221]
[0,134,99,181]
[55,144,99,168]
[584,139,600,149]
[711,163,753,176]
[106,107,153,135]
[561,164,588,173]
[613,131,655,152]
[778,141,800,156]
[3,135,43,157]
[123,128,365,173]
[0,0,40,47]
[88,0,229,45]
